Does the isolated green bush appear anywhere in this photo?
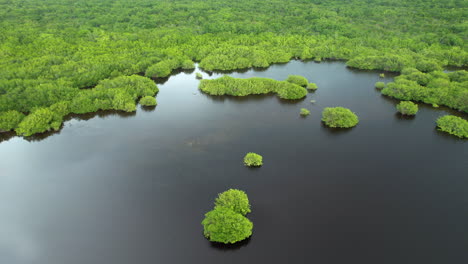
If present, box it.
[321,107,359,128]
[244,152,263,167]
[375,82,385,89]
[202,207,253,244]
[396,101,418,115]
[300,108,310,116]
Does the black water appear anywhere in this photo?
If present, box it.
[0,61,467,264]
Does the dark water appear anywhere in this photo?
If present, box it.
[0,61,467,264]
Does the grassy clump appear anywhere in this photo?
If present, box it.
[202,189,253,244]
[380,73,385,78]
[396,101,418,115]
[321,107,359,128]
[307,83,318,91]
[139,96,157,106]
[244,152,263,167]
[195,72,203,79]
[436,115,468,139]
[300,108,310,116]
[375,82,385,89]
[286,75,308,87]
[199,76,307,100]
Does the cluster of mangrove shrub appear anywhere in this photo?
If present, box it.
[286,75,308,87]
[300,108,311,116]
[0,0,465,139]
[199,76,307,100]
[381,68,468,113]
[396,101,419,115]
[139,96,157,106]
[0,75,158,136]
[244,152,263,167]
[202,189,253,244]
[375,82,385,89]
[307,83,318,91]
[436,115,468,139]
[195,72,203,79]
[321,107,359,128]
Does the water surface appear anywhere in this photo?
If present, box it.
[0,61,467,264]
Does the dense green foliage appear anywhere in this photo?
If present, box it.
[243,152,263,167]
[202,189,253,244]
[0,0,466,137]
[396,101,419,115]
[199,76,307,100]
[0,110,25,132]
[139,96,157,106]
[321,107,359,128]
[375,82,385,89]
[436,115,468,139]
[195,72,203,79]
[381,69,468,113]
[1,75,158,136]
[286,75,308,87]
[202,207,253,244]
[300,108,311,116]
[307,83,318,91]
[215,189,251,216]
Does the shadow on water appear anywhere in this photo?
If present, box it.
[208,237,251,251]
[141,105,157,112]
[320,122,355,135]
[394,113,416,120]
[0,131,16,143]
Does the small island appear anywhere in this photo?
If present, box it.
[202,189,253,244]
[244,152,263,167]
[396,101,418,115]
[199,76,307,100]
[300,108,310,116]
[321,107,359,128]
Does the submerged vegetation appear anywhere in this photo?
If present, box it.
[202,189,253,244]
[300,108,311,116]
[199,76,307,100]
[321,107,359,128]
[396,101,419,115]
[436,115,468,139]
[381,68,467,113]
[244,152,263,167]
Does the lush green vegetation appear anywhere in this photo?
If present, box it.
[381,69,467,113]
[286,75,308,87]
[396,101,418,115]
[0,0,466,137]
[202,189,253,244]
[139,96,157,106]
[321,107,359,128]
[199,76,307,100]
[244,152,263,167]
[0,75,158,136]
[375,82,385,90]
[307,83,318,91]
[215,189,251,216]
[195,72,203,79]
[436,115,468,139]
[300,108,311,116]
